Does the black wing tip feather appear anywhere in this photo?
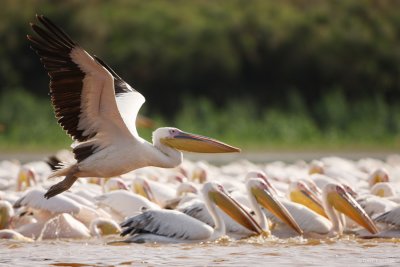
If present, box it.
[27,14,93,143]
[29,14,77,51]
[93,55,138,95]
[93,55,122,80]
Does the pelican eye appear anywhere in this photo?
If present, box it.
[298,182,307,190]
[169,129,178,135]
[336,185,345,194]
[217,184,224,192]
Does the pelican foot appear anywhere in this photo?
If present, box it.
[44,175,78,199]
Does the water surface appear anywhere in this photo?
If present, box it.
[1,236,399,266]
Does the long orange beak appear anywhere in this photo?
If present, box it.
[133,180,158,205]
[208,190,265,235]
[290,187,328,219]
[161,131,240,153]
[252,186,303,235]
[327,187,379,234]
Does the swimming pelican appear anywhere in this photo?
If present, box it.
[0,229,34,242]
[120,182,264,243]
[12,188,108,238]
[246,178,303,235]
[16,167,37,191]
[90,217,121,237]
[370,182,397,198]
[265,183,378,237]
[103,178,129,193]
[39,213,91,240]
[27,15,240,199]
[95,190,160,221]
[357,195,398,217]
[361,205,400,238]
[375,206,400,227]
[368,168,389,188]
[12,189,81,238]
[322,183,378,235]
[0,200,14,229]
[178,175,301,238]
[288,181,328,218]
[132,176,177,208]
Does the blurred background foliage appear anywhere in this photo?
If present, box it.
[0,0,400,151]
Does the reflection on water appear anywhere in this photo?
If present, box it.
[1,236,400,267]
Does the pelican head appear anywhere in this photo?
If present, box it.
[132,176,157,204]
[155,127,241,153]
[0,229,34,242]
[289,181,328,218]
[370,182,396,198]
[0,201,14,229]
[245,170,280,196]
[104,178,129,192]
[202,182,265,236]
[309,160,324,175]
[167,173,188,184]
[16,167,36,191]
[301,179,323,196]
[191,162,209,183]
[247,178,303,235]
[90,218,121,237]
[341,183,358,199]
[10,208,36,229]
[176,182,198,196]
[324,183,379,234]
[368,168,389,188]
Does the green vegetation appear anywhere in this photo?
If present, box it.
[1,90,399,151]
[0,1,400,151]
[0,90,69,151]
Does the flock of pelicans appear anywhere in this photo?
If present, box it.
[1,151,400,243]
[1,15,399,244]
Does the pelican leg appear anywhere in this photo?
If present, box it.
[44,175,78,199]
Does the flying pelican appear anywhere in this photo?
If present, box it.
[27,15,240,199]
[119,182,264,243]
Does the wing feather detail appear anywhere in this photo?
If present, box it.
[94,56,145,138]
[28,15,145,162]
[120,209,213,241]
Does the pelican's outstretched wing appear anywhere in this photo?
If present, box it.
[27,15,145,161]
[93,56,145,138]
